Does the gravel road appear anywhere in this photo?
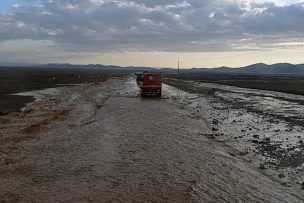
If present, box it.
[0,77,303,202]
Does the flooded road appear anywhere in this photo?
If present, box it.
[0,77,303,202]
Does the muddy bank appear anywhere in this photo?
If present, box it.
[0,66,125,114]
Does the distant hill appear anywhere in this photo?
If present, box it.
[1,62,304,75]
[182,63,304,75]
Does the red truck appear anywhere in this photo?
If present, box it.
[136,72,162,96]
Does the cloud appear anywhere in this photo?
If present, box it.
[0,0,304,53]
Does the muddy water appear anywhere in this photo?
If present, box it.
[0,77,303,202]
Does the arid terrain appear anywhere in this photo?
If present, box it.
[0,75,303,202]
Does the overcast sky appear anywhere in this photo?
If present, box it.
[0,0,304,68]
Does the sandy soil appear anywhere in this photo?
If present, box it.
[0,77,303,202]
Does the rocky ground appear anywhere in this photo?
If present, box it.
[164,78,304,191]
[0,76,303,202]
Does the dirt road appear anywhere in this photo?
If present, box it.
[0,77,303,202]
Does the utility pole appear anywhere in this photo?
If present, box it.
[178,61,180,80]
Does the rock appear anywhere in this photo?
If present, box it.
[203,133,215,139]
[212,119,219,125]
[278,173,285,179]
[274,129,280,132]
[212,127,218,132]
[251,139,259,144]
[259,140,266,145]
[239,151,249,156]
[253,134,259,138]
[228,152,236,157]
[264,137,270,142]
[281,182,287,186]
[259,163,266,170]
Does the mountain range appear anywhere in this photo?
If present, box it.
[188,63,304,75]
[1,63,304,75]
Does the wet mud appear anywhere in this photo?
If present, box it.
[0,77,303,202]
